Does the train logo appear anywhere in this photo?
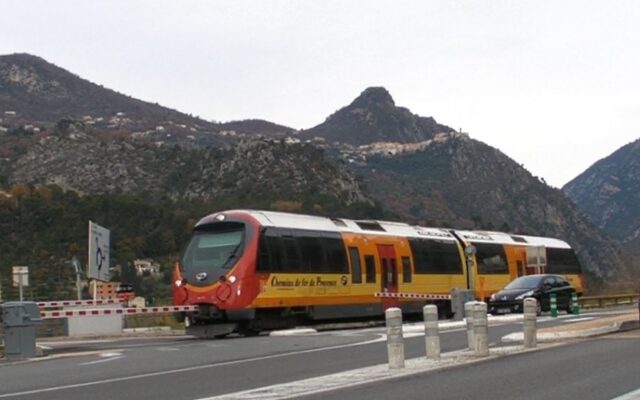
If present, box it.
[195,272,208,281]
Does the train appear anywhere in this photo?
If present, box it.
[172,209,584,337]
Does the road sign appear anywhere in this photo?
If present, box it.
[12,266,29,301]
[88,221,110,281]
[12,266,29,287]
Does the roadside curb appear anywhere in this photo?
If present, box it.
[501,317,639,343]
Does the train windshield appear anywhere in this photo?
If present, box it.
[181,222,245,276]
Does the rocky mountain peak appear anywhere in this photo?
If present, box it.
[300,87,453,146]
[350,87,396,109]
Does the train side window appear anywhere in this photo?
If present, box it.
[348,247,362,283]
[297,231,326,272]
[474,243,509,274]
[322,233,349,273]
[546,248,582,274]
[364,255,376,283]
[282,233,302,272]
[258,228,284,272]
[402,256,412,283]
[258,231,271,271]
[409,238,463,274]
[389,258,397,286]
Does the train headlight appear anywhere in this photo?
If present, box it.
[175,278,187,287]
[228,275,237,283]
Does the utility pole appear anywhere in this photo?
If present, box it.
[71,257,83,300]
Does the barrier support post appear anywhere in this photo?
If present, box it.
[385,307,405,369]
[465,301,475,350]
[523,298,537,348]
[473,302,489,356]
[423,305,440,360]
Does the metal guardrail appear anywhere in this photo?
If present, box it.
[579,294,640,309]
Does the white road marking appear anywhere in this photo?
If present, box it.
[0,335,385,398]
[155,347,181,351]
[79,352,124,366]
[610,388,640,400]
[562,317,594,323]
[79,356,125,365]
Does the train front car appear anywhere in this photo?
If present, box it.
[173,211,261,338]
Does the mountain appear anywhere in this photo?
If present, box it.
[300,87,454,145]
[0,54,630,283]
[563,138,640,243]
[217,119,296,137]
[563,138,640,274]
[0,53,295,144]
[5,120,377,216]
[344,132,625,279]
[0,53,216,132]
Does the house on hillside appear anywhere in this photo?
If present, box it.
[133,259,160,276]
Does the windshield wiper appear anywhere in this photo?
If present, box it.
[220,243,243,270]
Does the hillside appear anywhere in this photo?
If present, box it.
[0,54,631,283]
[4,120,378,216]
[300,87,454,145]
[0,53,216,132]
[0,53,296,145]
[346,132,626,279]
[563,138,640,243]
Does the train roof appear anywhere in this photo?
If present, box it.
[200,210,572,249]
[454,230,571,249]
[210,209,458,241]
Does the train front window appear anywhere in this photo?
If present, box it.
[182,222,245,275]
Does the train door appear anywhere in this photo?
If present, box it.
[377,244,399,311]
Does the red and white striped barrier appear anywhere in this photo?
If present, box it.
[40,305,199,319]
[37,299,127,308]
[374,292,451,300]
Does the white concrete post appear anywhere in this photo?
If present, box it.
[385,307,405,369]
[465,301,475,350]
[423,304,440,360]
[473,302,489,356]
[523,297,538,348]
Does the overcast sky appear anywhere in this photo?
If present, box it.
[2,1,639,188]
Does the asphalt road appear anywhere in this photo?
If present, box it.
[301,329,640,400]
[0,308,637,400]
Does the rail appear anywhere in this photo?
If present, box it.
[579,293,639,309]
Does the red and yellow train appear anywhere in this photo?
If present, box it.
[172,210,584,337]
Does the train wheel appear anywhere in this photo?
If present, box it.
[186,323,237,339]
[238,322,261,337]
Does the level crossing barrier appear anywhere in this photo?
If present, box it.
[36,299,127,308]
[40,305,198,319]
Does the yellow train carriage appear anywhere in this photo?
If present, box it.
[174,210,584,336]
[252,214,469,318]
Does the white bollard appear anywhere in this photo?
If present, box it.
[385,307,405,369]
[465,301,475,350]
[423,304,440,360]
[473,302,489,356]
[523,297,538,348]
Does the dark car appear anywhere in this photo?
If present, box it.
[488,274,576,316]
